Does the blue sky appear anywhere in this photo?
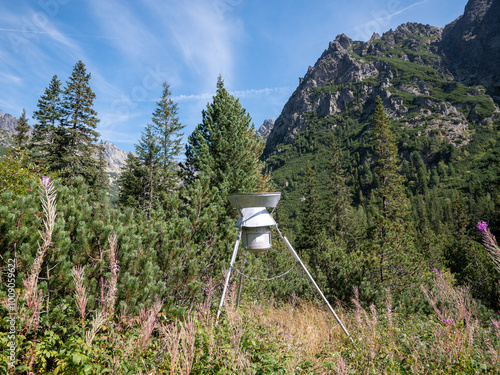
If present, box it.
[1,0,468,153]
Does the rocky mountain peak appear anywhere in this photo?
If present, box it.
[256,119,275,138]
[0,110,20,133]
[264,0,500,155]
[102,140,129,173]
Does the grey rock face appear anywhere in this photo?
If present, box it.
[102,140,129,173]
[0,110,20,133]
[256,119,275,138]
[441,0,500,96]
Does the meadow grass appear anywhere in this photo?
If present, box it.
[2,178,500,374]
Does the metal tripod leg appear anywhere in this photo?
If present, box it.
[216,228,242,321]
[275,226,355,344]
[236,252,247,308]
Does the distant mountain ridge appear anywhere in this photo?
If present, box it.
[264,0,500,155]
[261,0,500,230]
[0,110,128,173]
[256,119,275,138]
[0,109,19,133]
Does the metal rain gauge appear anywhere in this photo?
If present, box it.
[217,192,353,343]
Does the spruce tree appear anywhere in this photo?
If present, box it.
[60,60,104,186]
[183,76,271,277]
[366,97,422,303]
[13,108,30,150]
[371,97,410,221]
[296,161,323,253]
[118,82,184,211]
[325,135,354,243]
[184,75,270,197]
[118,153,144,208]
[31,75,65,169]
[151,82,185,197]
[135,123,161,214]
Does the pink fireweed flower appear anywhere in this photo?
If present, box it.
[41,175,50,187]
[478,222,500,274]
[477,221,488,232]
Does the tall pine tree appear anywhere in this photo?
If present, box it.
[60,60,105,188]
[371,97,410,222]
[366,97,423,304]
[184,75,270,197]
[135,123,161,214]
[118,82,184,211]
[13,109,30,150]
[151,82,185,202]
[183,76,271,276]
[31,75,65,169]
[296,161,323,253]
[325,135,355,244]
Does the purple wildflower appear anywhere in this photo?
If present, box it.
[41,175,50,187]
[477,221,488,232]
[442,318,453,325]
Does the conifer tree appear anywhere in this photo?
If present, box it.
[135,123,161,214]
[60,60,104,186]
[184,75,270,197]
[13,108,30,150]
[93,141,109,193]
[118,153,144,208]
[325,135,353,243]
[183,76,271,275]
[371,97,410,221]
[118,82,184,211]
[151,82,185,197]
[31,75,65,168]
[297,161,323,253]
[366,97,422,302]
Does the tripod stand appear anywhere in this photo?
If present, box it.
[216,204,354,343]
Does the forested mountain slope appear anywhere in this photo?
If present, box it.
[264,0,499,233]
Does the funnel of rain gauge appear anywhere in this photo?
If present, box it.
[228,193,281,252]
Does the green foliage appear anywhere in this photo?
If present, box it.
[131,123,161,213]
[0,149,44,195]
[151,82,185,194]
[12,109,30,149]
[30,62,107,192]
[118,82,185,213]
[60,60,105,187]
[296,161,323,252]
[31,74,65,169]
[184,76,270,197]
[371,97,410,221]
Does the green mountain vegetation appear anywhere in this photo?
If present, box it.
[264,20,500,314]
[1,1,500,372]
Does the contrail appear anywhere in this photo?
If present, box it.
[0,28,121,39]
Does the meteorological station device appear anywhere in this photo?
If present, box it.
[217,192,353,343]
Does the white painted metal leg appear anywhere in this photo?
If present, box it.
[276,227,355,344]
[216,228,242,321]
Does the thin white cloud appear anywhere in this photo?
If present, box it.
[143,0,244,91]
[86,0,161,60]
[173,93,213,102]
[349,0,431,40]
[390,0,431,18]
[0,72,22,85]
[231,87,293,98]
[0,28,120,40]
[172,86,291,102]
